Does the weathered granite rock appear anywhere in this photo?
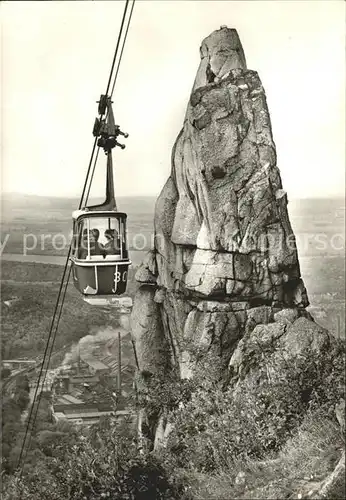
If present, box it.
[131,286,169,373]
[225,311,345,495]
[228,317,332,383]
[192,28,247,91]
[273,307,299,325]
[135,250,157,284]
[131,26,309,388]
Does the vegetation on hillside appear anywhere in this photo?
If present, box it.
[1,261,139,359]
[3,337,344,499]
[2,374,31,472]
[1,261,64,282]
[1,255,344,499]
[2,412,180,500]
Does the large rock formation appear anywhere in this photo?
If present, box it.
[131,26,309,380]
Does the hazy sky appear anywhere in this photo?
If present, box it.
[1,1,345,199]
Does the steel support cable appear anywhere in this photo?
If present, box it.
[110,0,136,98]
[20,265,73,471]
[85,0,135,207]
[19,141,98,469]
[81,0,132,207]
[79,136,99,210]
[18,0,134,473]
[18,168,95,470]
[84,146,101,207]
[18,123,97,471]
[17,246,72,471]
[104,0,130,98]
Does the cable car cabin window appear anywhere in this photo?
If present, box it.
[76,217,124,260]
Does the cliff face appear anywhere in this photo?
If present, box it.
[131,26,309,380]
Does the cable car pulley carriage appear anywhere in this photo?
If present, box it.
[70,95,132,306]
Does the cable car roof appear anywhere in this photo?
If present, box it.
[72,209,127,220]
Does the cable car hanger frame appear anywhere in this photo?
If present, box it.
[70,96,132,300]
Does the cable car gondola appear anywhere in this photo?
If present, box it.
[70,96,131,306]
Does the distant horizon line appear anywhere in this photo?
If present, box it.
[1,191,345,201]
[1,191,158,199]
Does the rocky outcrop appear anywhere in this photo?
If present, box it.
[159,314,345,499]
[131,26,309,382]
[228,316,343,397]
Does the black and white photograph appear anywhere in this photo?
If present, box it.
[1,1,345,499]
